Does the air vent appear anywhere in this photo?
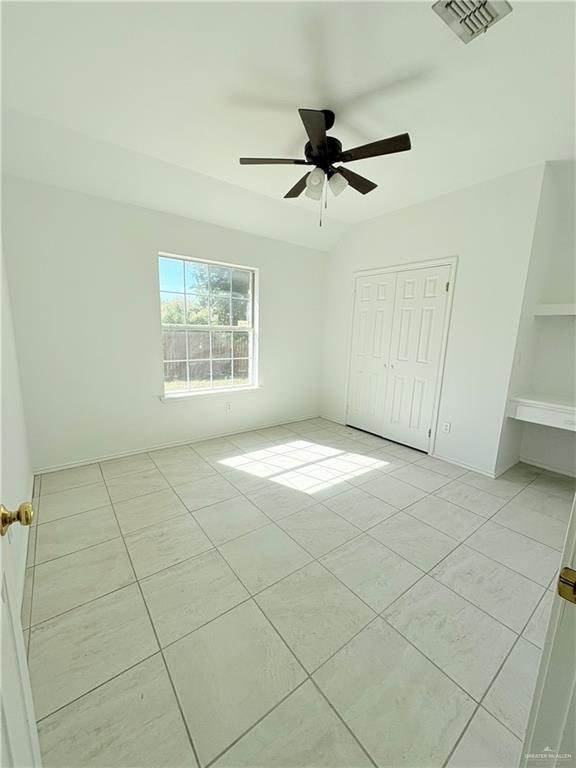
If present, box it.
[432,1,513,43]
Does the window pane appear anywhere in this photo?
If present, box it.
[233,358,250,385]
[185,261,209,294]
[159,258,184,293]
[163,330,186,361]
[210,296,231,326]
[209,266,231,295]
[233,331,250,358]
[232,269,251,298]
[164,362,187,391]
[186,294,209,325]
[159,256,255,395]
[232,298,251,327]
[212,331,232,358]
[189,361,211,388]
[188,331,210,359]
[212,360,232,387]
[161,292,185,324]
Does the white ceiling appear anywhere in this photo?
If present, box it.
[2,1,575,248]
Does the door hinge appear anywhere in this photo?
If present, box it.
[558,566,576,604]
[445,281,450,292]
[428,428,431,438]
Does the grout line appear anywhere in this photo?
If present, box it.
[33,533,124,569]
[34,650,162,725]
[396,508,557,592]
[201,678,312,768]
[34,435,552,641]
[211,592,380,768]
[372,473,552,633]
[28,424,566,766]
[159,594,254,653]
[309,678,379,768]
[37,477,104,498]
[97,462,203,768]
[176,448,509,719]
[448,562,549,767]
[36,503,115,527]
[441,630,527,768]
[118,459,374,768]
[27,580,139,631]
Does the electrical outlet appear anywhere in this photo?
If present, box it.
[225,402,232,413]
[442,422,451,434]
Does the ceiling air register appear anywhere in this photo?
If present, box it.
[432,1,513,43]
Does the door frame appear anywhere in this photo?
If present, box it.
[345,256,458,454]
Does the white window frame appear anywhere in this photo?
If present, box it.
[158,251,259,399]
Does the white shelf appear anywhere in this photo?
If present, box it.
[534,303,576,317]
[508,392,576,432]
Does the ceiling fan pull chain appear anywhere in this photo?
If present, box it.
[318,175,329,227]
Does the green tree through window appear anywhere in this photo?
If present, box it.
[158,255,256,393]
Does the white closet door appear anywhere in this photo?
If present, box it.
[347,272,397,435]
[384,264,451,450]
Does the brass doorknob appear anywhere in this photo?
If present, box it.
[1,502,34,536]
[558,567,576,604]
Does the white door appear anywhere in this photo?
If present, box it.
[384,265,451,451]
[347,272,396,435]
[522,497,576,768]
[1,261,41,766]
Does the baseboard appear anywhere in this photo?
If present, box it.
[317,418,501,478]
[493,455,522,478]
[34,412,323,475]
[518,455,576,478]
[319,411,346,426]
[429,452,497,478]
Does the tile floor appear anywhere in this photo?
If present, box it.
[21,418,575,768]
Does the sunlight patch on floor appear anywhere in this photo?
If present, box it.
[219,440,389,494]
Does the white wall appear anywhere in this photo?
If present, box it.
[6,163,571,479]
[1,253,33,603]
[3,176,326,470]
[500,160,576,475]
[321,165,544,476]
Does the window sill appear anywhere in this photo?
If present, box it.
[159,385,262,402]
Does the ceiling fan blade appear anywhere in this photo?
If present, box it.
[284,173,310,199]
[336,167,377,195]
[339,133,411,163]
[298,109,327,153]
[239,158,310,165]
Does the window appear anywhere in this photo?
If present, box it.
[158,254,257,395]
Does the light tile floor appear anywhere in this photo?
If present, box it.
[22,418,574,767]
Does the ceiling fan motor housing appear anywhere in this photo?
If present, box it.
[305,136,343,170]
[239,108,412,200]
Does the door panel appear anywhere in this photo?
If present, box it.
[523,498,575,768]
[384,265,450,450]
[347,273,396,435]
[347,264,452,449]
[1,257,41,766]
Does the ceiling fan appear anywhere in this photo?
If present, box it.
[239,108,411,200]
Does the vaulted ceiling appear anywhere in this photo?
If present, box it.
[2,1,574,249]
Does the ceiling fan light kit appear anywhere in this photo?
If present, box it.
[305,168,325,200]
[239,108,412,223]
[328,171,349,197]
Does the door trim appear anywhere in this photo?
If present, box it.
[345,256,458,453]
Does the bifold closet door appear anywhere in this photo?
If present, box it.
[384,264,451,450]
[347,273,397,435]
